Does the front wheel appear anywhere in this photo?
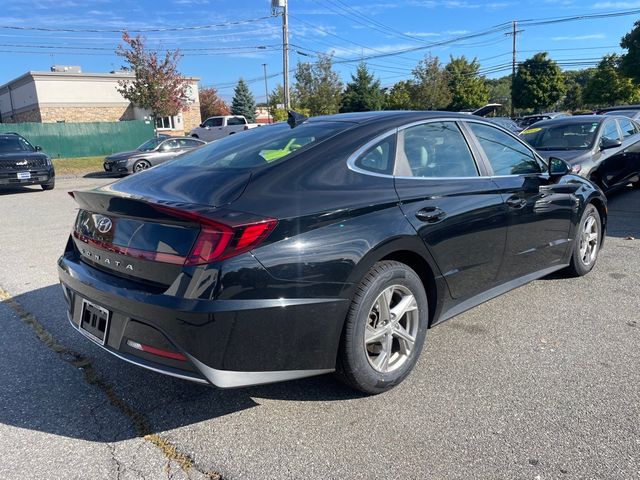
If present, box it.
[566,203,602,277]
[133,160,151,173]
[336,261,428,394]
[41,179,55,190]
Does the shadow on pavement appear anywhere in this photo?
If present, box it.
[605,185,640,238]
[1,283,362,443]
[83,171,122,179]
[0,185,46,195]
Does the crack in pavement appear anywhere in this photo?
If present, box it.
[0,286,221,480]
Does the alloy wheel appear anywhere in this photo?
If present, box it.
[579,213,599,266]
[364,285,419,373]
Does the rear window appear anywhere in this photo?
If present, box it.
[158,122,350,171]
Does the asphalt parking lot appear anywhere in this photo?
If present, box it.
[1,176,638,480]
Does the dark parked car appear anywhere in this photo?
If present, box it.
[520,115,640,191]
[517,112,569,128]
[0,132,55,190]
[103,136,205,174]
[59,111,606,394]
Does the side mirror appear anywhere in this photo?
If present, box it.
[199,123,204,128]
[35,145,42,151]
[549,157,571,177]
[601,137,622,150]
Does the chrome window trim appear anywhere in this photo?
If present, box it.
[346,129,398,178]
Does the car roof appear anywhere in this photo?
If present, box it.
[524,115,606,128]
[306,110,481,127]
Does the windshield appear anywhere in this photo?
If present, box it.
[156,121,352,171]
[520,122,599,150]
[0,135,35,153]
[138,138,164,151]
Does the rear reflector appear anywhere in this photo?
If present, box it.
[126,339,187,361]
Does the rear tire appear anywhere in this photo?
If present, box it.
[336,261,428,394]
[566,203,601,277]
[41,179,55,190]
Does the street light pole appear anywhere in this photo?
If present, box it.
[263,63,271,124]
[282,0,290,110]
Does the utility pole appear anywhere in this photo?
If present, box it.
[272,0,290,111]
[263,63,271,124]
[507,20,523,118]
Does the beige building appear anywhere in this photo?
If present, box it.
[0,68,201,134]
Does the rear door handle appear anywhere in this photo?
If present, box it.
[506,196,527,209]
[415,207,446,223]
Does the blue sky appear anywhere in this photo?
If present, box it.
[1,0,639,102]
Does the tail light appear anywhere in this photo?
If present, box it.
[73,204,277,266]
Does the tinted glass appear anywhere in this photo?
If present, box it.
[180,139,202,148]
[520,121,599,150]
[204,118,223,127]
[157,122,349,171]
[618,118,637,137]
[355,136,395,174]
[400,122,478,177]
[0,135,35,153]
[138,138,163,151]
[469,122,543,175]
[603,110,639,118]
[227,117,245,126]
[602,120,621,141]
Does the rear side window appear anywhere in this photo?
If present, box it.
[399,122,478,178]
[354,136,395,174]
[158,122,350,171]
[468,122,543,175]
[227,117,246,126]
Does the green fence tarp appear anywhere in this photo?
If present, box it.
[1,120,155,158]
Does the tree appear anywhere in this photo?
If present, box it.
[384,81,414,110]
[199,87,230,119]
[339,62,384,112]
[560,69,594,111]
[512,52,565,112]
[384,80,414,110]
[231,78,256,122]
[445,55,488,111]
[115,32,188,127]
[583,55,639,107]
[294,54,343,116]
[485,76,512,113]
[267,84,289,121]
[411,54,451,110]
[620,20,640,85]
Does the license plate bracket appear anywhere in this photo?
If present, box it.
[79,299,110,345]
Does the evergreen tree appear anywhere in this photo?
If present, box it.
[339,62,384,112]
[411,54,452,110]
[512,52,565,113]
[384,80,414,110]
[294,54,343,116]
[231,78,256,122]
[445,55,488,111]
[583,55,639,107]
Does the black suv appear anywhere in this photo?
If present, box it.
[0,132,55,190]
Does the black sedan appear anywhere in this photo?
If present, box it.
[59,111,606,394]
[520,115,640,192]
[103,136,205,174]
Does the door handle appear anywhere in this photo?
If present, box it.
[505,196,527,209]
[415,207,446,223]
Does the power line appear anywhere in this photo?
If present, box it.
[0,15,275,33]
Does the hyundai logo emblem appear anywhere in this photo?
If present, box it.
[96,216,113,234]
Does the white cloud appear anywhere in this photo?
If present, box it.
[327,43,417,58]
[404,31,441,37]
[591,1,640,7]
[552,33,606,40]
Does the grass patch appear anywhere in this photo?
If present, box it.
[53,156,104,175]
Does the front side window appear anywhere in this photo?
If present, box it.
[617,118,637,138]
[602,120,621,142]
[469,122,543,175]
[398,122,478,178]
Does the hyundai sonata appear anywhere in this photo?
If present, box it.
[58,111,606,394]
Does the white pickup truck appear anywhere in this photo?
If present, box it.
[189,115,260,142]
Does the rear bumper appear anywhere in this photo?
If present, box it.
[57,251,347,388]
[0,168,54,186]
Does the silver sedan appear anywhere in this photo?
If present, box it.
[103,137,206,174]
